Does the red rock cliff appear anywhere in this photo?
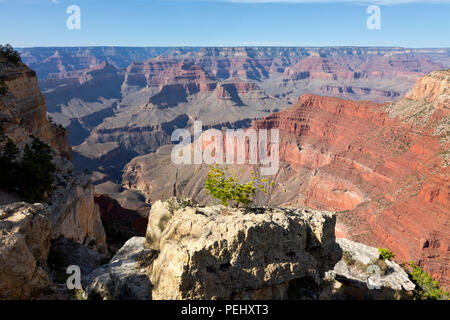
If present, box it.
[253,70,449,289]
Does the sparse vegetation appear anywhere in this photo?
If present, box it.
[205,165,274,207]
[342,250,356,266]
[166,197,196,214]
[71,289,87,300]
[403,262,449,300]
[0,44,22,64]
[369,257,389,275]
[0,135,56,203]
[342,250,389,275]
[0,137,20,192]
[378,248,395,260]
[20,137,56,202]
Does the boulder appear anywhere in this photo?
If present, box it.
[0,203,51,299]
[324,238,415,299]
[145,199,175,250]
[147,205,341,300]
[84,202,417,300]
[84,237,154,300]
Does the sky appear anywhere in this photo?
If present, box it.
[0,0,449,48]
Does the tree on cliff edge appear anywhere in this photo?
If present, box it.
[0,44,22,64]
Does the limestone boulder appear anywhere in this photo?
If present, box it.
[324,238,415,299]
[145,200,173,250]
[84,237,154,300]
[0,203,51,299]
[147,205,340,300]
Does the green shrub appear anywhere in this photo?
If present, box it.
[71,289,87,300]
[0,44,22,64]
[0,136,56,203]
[378,248,395,260]
[19,137,56,202]
[205,165,273,207]
[0,138,20,190]
[404,262,449,300]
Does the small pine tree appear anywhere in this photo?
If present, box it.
[205,165,273,208]
[404,262,449,300]
[1,44,22,64]
[0,138,20,190]
[18,137,56,202]
[378,248,395,260]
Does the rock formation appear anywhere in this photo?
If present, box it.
[122,70,449,290]
[17,46,448,194]
[327,238,415,300]
[147,204,340,300]
[0,203,51,299]
[0,55,72,159]
[85,200,415,300]
[0,51,107,299]
[84,237,153,300]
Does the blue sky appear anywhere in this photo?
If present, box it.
[0,0,449,48]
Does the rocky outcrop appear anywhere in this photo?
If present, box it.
[144,200,173,250]
[49,238,104,278]
[47,158,107,253]
[146,204,341,300]
[0,53,107,252]
[0,52,108,299]
[325,238,415,300]
[404,69,449,105]
[84,201,416,300]
[0,203,51,299]
[84,237,153,300]
[0,58,72,159]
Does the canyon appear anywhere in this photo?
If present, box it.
[16,47,449,193]
[1,46,448,298]
[122,70,449,290]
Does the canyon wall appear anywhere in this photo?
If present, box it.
[122,70,449,289]
[18,47,448,190]
[0,55,72,159]
[0,53,107,298]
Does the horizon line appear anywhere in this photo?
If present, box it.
[15,45,450,49]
